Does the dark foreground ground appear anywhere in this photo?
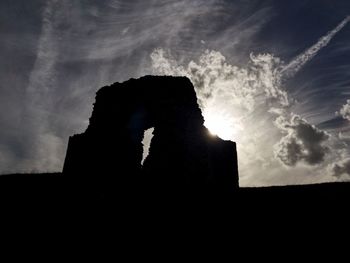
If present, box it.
[1,173,347,257]
[1,173,349,214]
[1,173,350,246]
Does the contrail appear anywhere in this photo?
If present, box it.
[27,0,58,95]
[281,16,350,78]
[24,0,62,170]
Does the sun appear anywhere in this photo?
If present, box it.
[204,111,236,140]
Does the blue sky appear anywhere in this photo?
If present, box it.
[0,0,349,186]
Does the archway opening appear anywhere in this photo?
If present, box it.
[141,127,154,165]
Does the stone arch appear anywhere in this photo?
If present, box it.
[63,76,239,195]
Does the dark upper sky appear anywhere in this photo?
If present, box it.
[0,0,349,186]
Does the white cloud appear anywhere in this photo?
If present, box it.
[151,47,343,185]
[151,48,289,113]
[151,48,293,184]
[339,99,350,121]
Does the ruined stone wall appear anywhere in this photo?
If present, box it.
[63,76,239,196]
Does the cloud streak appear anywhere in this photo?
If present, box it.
[281,16,350,78]
[27,0,59,96]
[21,0,72,172]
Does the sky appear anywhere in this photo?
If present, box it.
[1,0,350,186]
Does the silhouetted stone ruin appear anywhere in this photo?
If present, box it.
[3,76,350,227]
[63,76,239,198]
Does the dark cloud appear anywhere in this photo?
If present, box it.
[274,114,330,166]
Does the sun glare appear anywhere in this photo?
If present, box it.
[204,111,236,140]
